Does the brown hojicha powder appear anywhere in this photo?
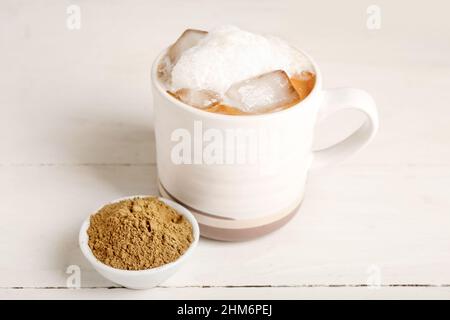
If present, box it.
[87,197,193,270]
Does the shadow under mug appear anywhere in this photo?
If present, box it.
[151,48,378,241]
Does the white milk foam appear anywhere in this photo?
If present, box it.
[169,25,313,96]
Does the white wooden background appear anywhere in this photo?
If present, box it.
[1,0,449,299]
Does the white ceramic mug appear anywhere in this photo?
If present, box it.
[151,48,378,241]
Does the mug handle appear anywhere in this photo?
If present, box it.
[311,88,379,169]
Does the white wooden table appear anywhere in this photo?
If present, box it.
[1,0,449,299]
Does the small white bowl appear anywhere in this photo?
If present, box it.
[79,196,200,289]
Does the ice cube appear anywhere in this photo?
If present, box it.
[157,55,172,83]
[168,29,208,64]
[173,88,222,109]
[225,70,300,114]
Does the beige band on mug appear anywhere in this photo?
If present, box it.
[158,180,302,230]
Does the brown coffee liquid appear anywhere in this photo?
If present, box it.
[204,71,315,115]
[168,71,316,116]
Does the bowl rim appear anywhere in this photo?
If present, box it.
[79,195,200,275]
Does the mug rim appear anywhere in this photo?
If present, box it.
[151,45,323,121]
